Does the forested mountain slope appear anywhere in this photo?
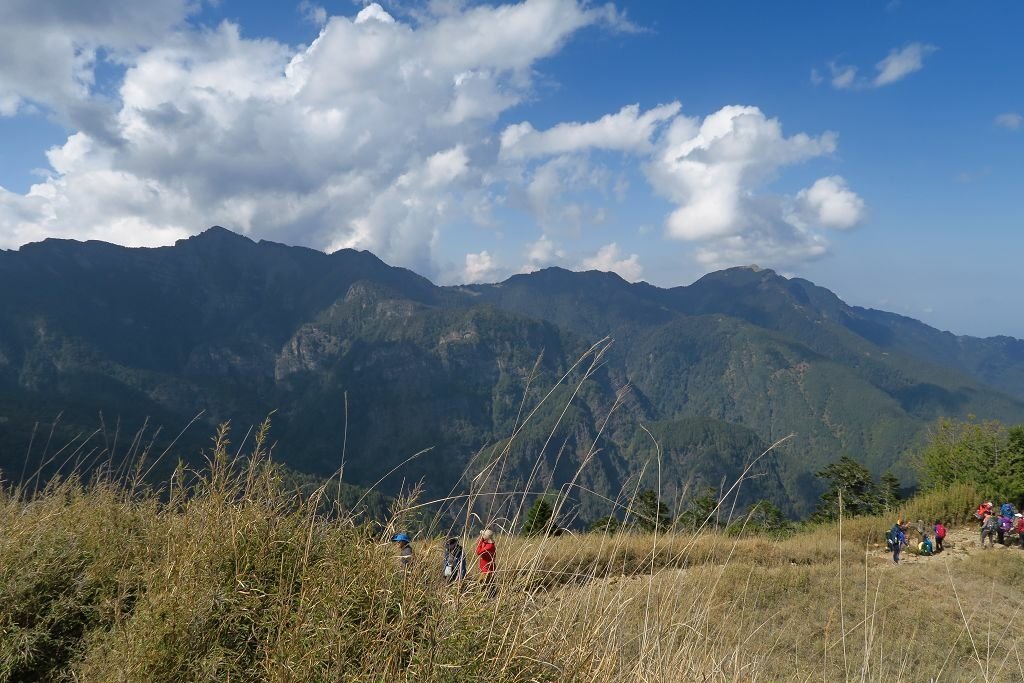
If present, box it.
[1,227,1021,518]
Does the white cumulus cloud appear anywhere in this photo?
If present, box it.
[0,0,866,281]
[645,106,863,268]
[500,102,680,160]
[519,233,567,273]
[580,242,643,281]
[500,102,676,235]
[0,0,626,278]
[647,105,837,240]
[792,176,865,230]
[0,0,195,122]
[463,250,500,283]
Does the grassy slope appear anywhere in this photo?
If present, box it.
[4,443,1022,683]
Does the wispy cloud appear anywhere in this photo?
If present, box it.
[298,1,327,27]
[815,42,936,90]
[829,63,858,90]
[874,43,937,86]
[995,112,1023,130]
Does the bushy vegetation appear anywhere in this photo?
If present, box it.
[916,416,1024,503]
[812,455,903,522]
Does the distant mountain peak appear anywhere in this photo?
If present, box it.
[732,264,777,277]
[690,265,782,288]
[176,226,255,248]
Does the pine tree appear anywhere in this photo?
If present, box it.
[522,497,555,536]
[745,500,789,533]
[1003,426,1024,503]
[633,489,671,532]
[879,471,901,511]
[587,515,620,534]
[813,456,881,521]
[676,486,720,530]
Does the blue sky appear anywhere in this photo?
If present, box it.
[0,1,1021,337]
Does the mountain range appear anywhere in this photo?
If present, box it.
[2,226,1023,519]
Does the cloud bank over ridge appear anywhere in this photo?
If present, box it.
[0,0,864,283]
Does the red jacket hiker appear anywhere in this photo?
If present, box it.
[476,533,496,574]
[934,522,946,540]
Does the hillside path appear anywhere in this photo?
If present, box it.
[882,523,1024,565]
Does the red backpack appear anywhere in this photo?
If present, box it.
[934,523,946,539]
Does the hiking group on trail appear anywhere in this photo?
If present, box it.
[887,518,946,564]
[886,500,1024,563]
[975,501,1024,548]
[392,528,497,589]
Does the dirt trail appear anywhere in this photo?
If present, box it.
[883,522,1024,565]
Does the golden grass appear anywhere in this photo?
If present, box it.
[4,450,1016,683]
[533,549,1024,682]
[0,431,546,682]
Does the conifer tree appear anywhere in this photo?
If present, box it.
[522,497,555,536]
[879,471,901,511]
[676,486,720,530]
[813,456,881,521]
[587,515,620,534]
[633,489,672,532]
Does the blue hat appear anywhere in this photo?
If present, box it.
[392,533,411,543]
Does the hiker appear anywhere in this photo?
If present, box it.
[887,519,907,564]
[918,533,933,556]
[476,528,497,592]
[393,533,413,568]
[975,501,993,522]
[442,537,466,583]
[981,513,999,548]
[1015,514,1024,548]
[933,519,946,552]
[998,513,1013,545]
[1001,502,1016,519]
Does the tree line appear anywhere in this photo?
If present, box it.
[523,416,1024,534]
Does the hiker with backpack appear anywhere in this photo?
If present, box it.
[976,501,994,522]
[933,520,946,552]
[918,533,934,556]
[392,533,414,569]
[998,513,1013,545]
[981,513,999,548]
[887,519,907,564]
[1015,514,1024,548]
[442,537,466,583]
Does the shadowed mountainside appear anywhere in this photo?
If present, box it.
[1,227,1022,518]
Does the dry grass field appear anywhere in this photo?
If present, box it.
[3,419,1022,683]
